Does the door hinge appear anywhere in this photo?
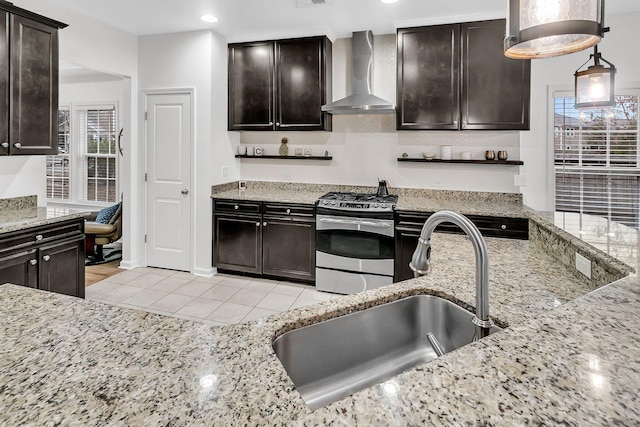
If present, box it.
[144,111,148,121]
[144,234,147,243]
[145,172,147,182]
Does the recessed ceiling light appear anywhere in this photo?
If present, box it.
[201,14,218,23]
[380,0,399,3]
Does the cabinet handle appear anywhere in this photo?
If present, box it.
[13,142,22,148]
[35,235,43,241]
[234,205,239,210]
[43,255,51,262]
[501,224,507,230]
[286,209,291,215]
[256,222,260,227]
[276,122,280,126]
[30,259,38,266]
[263,221,267,226]
[0,142,7,148]
[453,121,458,126]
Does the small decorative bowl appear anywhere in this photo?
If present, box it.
[423,152,435,159]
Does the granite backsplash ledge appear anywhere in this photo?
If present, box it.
[0,195,37,218]
[211,180,523,205]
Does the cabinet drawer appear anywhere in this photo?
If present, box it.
[263,203,314,218]
[214,199,262,214]
[0,218,84,254]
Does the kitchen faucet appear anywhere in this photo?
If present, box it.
[409,210,494,339]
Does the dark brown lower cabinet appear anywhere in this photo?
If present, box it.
[394,211,529,282]
[0,218,85,297]
[212,200,315,283]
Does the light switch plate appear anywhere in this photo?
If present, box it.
[575,252,592,279]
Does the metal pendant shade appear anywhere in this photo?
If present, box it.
[574,46,616,109]
[504,0,606,59]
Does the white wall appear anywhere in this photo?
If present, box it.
[238,35,522,193]
[138,30,237,275]
[521,12,640,211]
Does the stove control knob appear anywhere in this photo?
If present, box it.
[373,203,379,208]
[331,201,336,205]
[382,203,387,208]
[323,200,328,205]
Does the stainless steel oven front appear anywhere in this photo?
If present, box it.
[315,214,395,294]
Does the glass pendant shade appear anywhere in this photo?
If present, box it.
[505,0,605,59]
[574,47,616,109]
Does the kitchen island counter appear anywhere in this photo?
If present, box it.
[2,232,638,425]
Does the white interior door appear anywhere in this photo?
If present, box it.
[145,92,192,271]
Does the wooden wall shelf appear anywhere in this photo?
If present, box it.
[397,158,524,166]
[236,155,332,161]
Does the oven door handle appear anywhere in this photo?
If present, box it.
[318,218,392,228]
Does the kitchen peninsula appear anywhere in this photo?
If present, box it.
[2,183,639,424]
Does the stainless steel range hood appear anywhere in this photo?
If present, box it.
[321,31,395,115]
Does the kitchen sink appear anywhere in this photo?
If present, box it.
[272,294,502,410]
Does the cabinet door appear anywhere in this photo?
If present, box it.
[10,15,58,155]
[461,20,530,130]
[397,25,460,130]
[262,216,315,282]
[38,234,85,298]
[213,214,262,273]
[0,10,7,156]
[276,37,331,131]
[228,41,275,131]
[394,227,421,282]
[0,248,38,288]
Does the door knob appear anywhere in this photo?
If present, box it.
[43,255,51,262]
[13,142,22,148]
[181,189,189,195]
[1,142,8,148]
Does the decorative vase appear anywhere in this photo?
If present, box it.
[279,137,289,156]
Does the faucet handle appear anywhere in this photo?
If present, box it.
[409,238,431,277]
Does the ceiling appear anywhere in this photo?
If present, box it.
[36,0,640,42]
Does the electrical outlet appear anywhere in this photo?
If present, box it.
[575,252,592,279]
[221,166,228,178]
[284,174,293,181]
[429,180,442,189]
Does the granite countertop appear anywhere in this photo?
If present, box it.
[0,195,89,235]
[2,232,638,425]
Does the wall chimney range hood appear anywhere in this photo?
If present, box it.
[321,31,395,115]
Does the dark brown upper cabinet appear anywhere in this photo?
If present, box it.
[397,19,530,131]
[0,2,67,156]
[228,36,332,131]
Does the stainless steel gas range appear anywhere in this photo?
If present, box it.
[315,191,398,294]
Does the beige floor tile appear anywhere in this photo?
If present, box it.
[121,289,171,308]
[200,284,241,302]
[176,298,223,319]
[169,271,198,280]
[147,294,195,313]
[126,274,168,289]
[242,307,279,323]
[149,277,192,293]
[227,288,269,306]
[139,268,177,277]
[107,270,145,284]
[299,288,334,301]
[193,275,225,284]
[269,283,305,297]
[217,276,252,289]
[256,293,297,311]
[207,302,253,324]
[244,280,277,292]
[174,281,215,297]
[93,284,145,303]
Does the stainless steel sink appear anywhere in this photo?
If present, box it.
[272,295,502,410]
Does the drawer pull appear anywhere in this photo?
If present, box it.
[501,225,507,230]
[263,222,268,226]
[13,142,22,148]
[30,259,37,266]
[286,209,291,215]
[43,255,51,262]
[256,222,260,227]
[235,205,239,210]
[35,235,43,241]
[0,142,8,148]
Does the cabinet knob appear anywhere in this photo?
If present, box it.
[13,142,22,148]
[286,209,291,214]
[1,142,7,148]
[43,255,51,262]
[263,221,267,226]
[276,122,280,126]
[453,121,458,126]
[256,222,261,227]
[35,235,43,241]
[501,224,507,230]
[234,205,239,210]
[30,259,38,266]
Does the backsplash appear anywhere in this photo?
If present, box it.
[0,195,37,223]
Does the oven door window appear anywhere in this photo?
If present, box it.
[317,229,394,259]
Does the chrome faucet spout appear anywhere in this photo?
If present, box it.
[409,211,493,338]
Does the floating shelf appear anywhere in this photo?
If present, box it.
[236,155,332,161]
[397,158,524,166]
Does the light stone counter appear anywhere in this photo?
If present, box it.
[0,195,88,235]
[2,232,638,425]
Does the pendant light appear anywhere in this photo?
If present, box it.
[574,45,616,109]
[504,0,606,59]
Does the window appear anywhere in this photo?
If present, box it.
[46,103,119,205]
[554,93,640,228]
[46,106,71,200]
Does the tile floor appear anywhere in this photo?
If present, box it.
[86,267,339,326]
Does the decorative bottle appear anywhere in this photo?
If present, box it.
[279,137,289,156]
